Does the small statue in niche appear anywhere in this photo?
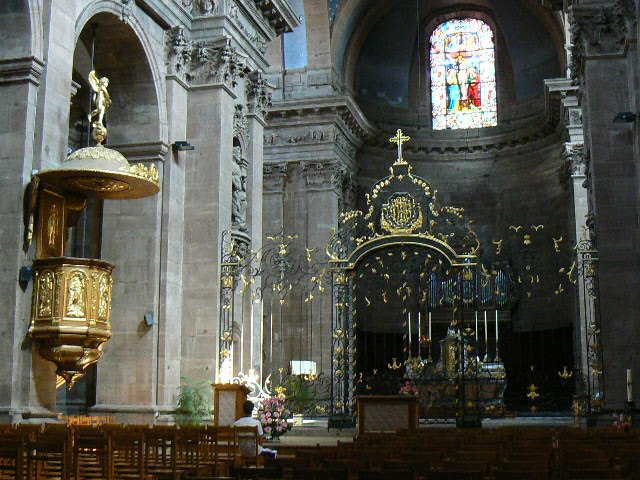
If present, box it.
[231,146,248,232]
[66,273,86,318]
[199,0,215,14]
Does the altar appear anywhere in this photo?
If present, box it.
[326,129,511,420]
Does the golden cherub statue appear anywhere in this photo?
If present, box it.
[88,70,111,144]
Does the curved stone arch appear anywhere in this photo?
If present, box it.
[334,0,565,98]
[74,0,168,145]
[0,0,42,61]
[27,0,44,60]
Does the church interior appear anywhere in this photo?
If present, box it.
[1,0,640,478]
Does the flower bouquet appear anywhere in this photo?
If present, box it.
[399,379,419,396]
[258,394,292,440]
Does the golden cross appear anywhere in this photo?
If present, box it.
[389,129,410,161]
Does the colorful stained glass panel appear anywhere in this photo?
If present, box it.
[430,18,497,130]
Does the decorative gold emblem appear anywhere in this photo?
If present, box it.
[381,192,423,234]
[37,271,54,317]
[66,272,86,318]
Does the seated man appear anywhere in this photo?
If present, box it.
[234,400,277,459]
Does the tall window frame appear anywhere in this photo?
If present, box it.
[429,18,497,130]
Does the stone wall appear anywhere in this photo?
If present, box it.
[0,0,296,423]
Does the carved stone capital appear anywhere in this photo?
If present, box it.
[246,70,272,118]
[165,26,194,84]
[191,39,248,87]
[302,161,351,194]
[165,29,248,88]
[263,162,288,193]
[570,0,637,84]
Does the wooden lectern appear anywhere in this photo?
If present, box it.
[357,395,418,435]
[213,383,251,426]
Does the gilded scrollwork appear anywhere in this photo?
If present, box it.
[37,271,55,317]
[127,163,160,185]
[98,274,112,319]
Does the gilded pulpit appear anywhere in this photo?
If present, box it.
[28,70,160,387]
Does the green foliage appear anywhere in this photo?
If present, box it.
[279,373,329,415]
[175,377,212,426]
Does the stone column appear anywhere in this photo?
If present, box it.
[154,76,188,412]
[545,77,594,401]
[572,0,639,408]
[96,144,166,423]
[182,45,238,383]
[262,162,288,376]
[244,72,270,378]
[302,160,347,376]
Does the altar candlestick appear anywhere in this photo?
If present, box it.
[418,311,422,343]
[495,310,501,362]
[627,369,633,403]
[249,298,254,369]
[483,310,489,363]
[269,300,274,367]
[475,311,479,361]
[408,312,412,358]
[428,311,433,362]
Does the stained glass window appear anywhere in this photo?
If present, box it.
[430,18,497,130]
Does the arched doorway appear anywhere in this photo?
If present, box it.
[58,10,162,414]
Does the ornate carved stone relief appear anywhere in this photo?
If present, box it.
[570,0,637,84]
[182,0,217,15]
[234,104,248,145]
[246,70,272,117]
[565,144,586,177]
[166,28,249,87]
[264,127,332,146]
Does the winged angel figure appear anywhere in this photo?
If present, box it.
[88,70,111,138]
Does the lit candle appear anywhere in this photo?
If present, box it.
[475,310,479,361]
[408,312,412,358]
[418,311,422,342]
[249,297,254,369]
[428,311,432,340]
[627,368,633,403]
[475,310,479,343]
[483,310,489,362]
[495,309,500,362]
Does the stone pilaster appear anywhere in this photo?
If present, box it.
[0,55,51,422]
[262,95,373,379]
[95,143,168,423]
[182,46,239,383]
[570,0,639,408]
[243,71,270,378]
